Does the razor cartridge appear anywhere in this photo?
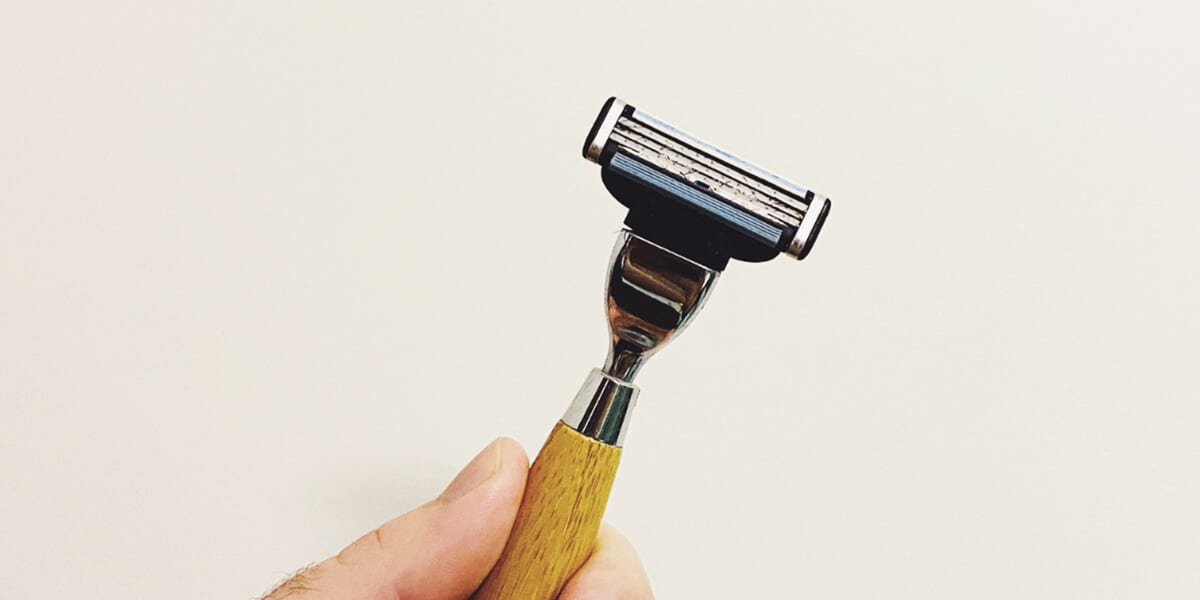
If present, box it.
[583,97,831,270]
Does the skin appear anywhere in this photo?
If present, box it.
[262,438,653,600]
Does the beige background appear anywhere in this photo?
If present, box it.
[2,1,1198,598]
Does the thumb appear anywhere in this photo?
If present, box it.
[265,438,529,600]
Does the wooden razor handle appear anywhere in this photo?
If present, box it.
[472,421,622,600]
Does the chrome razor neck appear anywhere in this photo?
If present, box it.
[601,230,720,382]
[562,230,720,446]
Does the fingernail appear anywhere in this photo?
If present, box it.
[441,439,503,501]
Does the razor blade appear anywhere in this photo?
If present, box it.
[472,97,837,599]
[583,97,830,270]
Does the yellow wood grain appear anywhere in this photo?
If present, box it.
[473,420,623,600]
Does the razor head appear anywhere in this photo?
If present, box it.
[583,97,831,271]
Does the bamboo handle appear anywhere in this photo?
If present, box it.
[473,420,623,600]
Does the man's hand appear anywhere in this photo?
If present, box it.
[263,438,653,600]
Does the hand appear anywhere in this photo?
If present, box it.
[262,438,653,600]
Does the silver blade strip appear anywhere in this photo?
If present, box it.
[616,119,808,216]
[630,109,815,205]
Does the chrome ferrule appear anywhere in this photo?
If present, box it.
[562,369,639,446]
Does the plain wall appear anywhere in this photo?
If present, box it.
[2,1,1198,598]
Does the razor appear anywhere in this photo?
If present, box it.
[474,97,832,600]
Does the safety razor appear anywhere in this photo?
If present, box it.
[474,98,831,600]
